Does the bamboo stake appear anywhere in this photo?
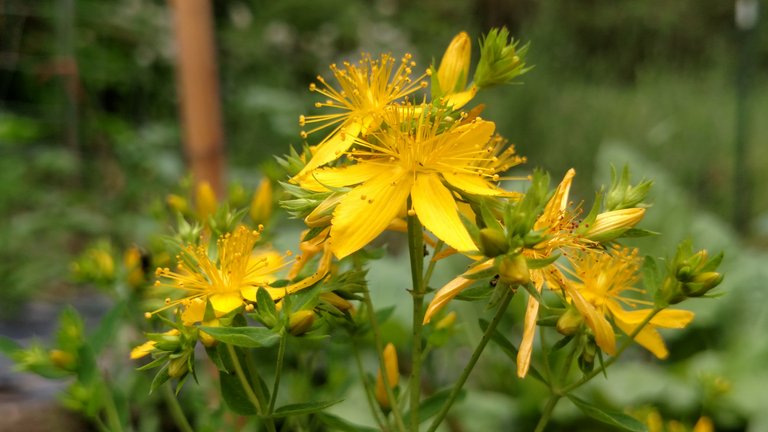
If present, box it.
[168,0,226,198]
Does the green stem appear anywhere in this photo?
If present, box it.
[362,288,407,432]
[351,337,390,431]
[163,383,195,432]
[268,330,288,415]
[407,203,426,432]
[423,240,444,288]
[533,395,562,432]
[226,344,276,432]
[101,381,124,432]
[561,307,663,394]
[425,285,515,432]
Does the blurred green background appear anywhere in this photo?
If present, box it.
[1,0,766,430]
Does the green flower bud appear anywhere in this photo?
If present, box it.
[556,307,583,336]
[498,254,530,286]
[479,228,509,257]
[168,355,189,378]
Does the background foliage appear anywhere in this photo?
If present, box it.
[1,0,766,430]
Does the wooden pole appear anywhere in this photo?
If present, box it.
[168,0,226,198]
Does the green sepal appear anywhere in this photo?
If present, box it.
[526,253,560,270]
[255,286,279,328]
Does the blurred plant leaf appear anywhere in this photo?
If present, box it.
[567,394,647,432]
[199,326,281,348]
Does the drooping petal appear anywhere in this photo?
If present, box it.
[130,340,156,360]
[613,315,669,359]
[330,169,412,258]
[517,276,544,377]
[411,173,476,253]
[443,172,502,196]
[424,259,495,324]
[565,281,616,355]
[295,120,363,178]
[608,303,694,329]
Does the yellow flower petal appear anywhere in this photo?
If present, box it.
[613,315,669,359]
[296,120,363,179]
[330,168,412,258]
[130,340,156,360]
[209,292,244,316]
[535,168,575,230]
[610,305,694,329]
[423,259,494,324]
[412,173,476,253]
[181,297,207,325]
[443,86,477,109]
[299,162,389,192]
[451,119,495,152]
[517,279,543,378]
[442,172,502,196]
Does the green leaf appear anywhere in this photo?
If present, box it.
[316,413,379,432]
[272,399,344,418]
[199,326,280,348]
[621,228,659,238]
[88,301,126,355]
[219,371,259,415]
[149,364,172,394]
[455,283,493,301]
[642,256,661,294]
[255,287,278,328]
[375,306,396,325]
[0,336,21,356]
[566,395,647,432]
[403,388,465,424]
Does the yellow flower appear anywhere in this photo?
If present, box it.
[147,226,330,325]
[130,329,180,360]
[294,53,428,179]
[564,247,694,359]
[299,108,520,258]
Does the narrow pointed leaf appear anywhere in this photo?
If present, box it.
[567,394,647,432]
[199,326,280,348]
[272,399,344,418]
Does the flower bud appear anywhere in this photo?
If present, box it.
[578,339,597,374]
[498,254,530,286]
[556,307,583,336]
[154,333,182,352]
[437,32,471,96]
[198,329,218,348]
[168,355,189,378]
[49,349,76,371]
[166,193,189,214]
[320,292,353,312]
[375,343,399,409]
[288,310,316,336]
[249,178,273,225]
[682,272,723,298]
[478,228,509,257]
[435,311,457,331]
[584,208,645,242]
[195,181,218,221]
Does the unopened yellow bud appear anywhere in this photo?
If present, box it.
[305,194,343,227]
[288,310,316,336]
[498,254,530,286]
[692,417,714,432]
[375,343,399,409]
[249,178,273,225]
[437,32,471,95]
[195,181,218,221]
[556,307,583,336]
[166,193,189,214]
[320,292,353,312]
[585,208,645,242]
[435,311,457,330]
[49,349,76,370]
